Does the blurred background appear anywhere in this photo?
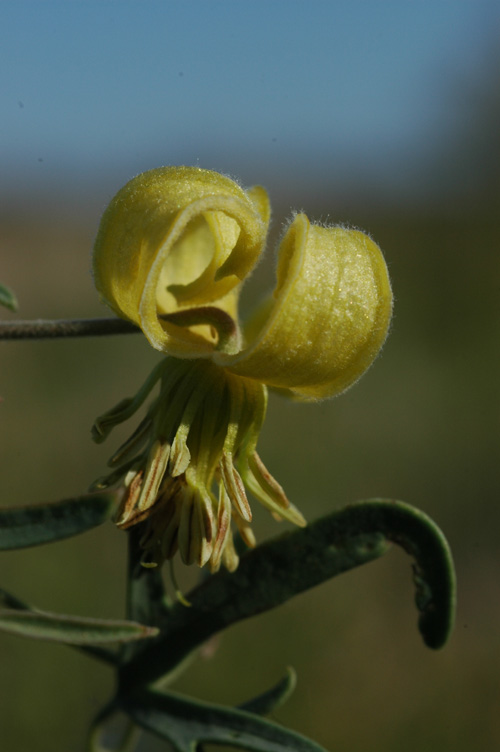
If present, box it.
[1,2,499,750]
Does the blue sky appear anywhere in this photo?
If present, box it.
[1,1,498,208]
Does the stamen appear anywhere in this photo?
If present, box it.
[250,452,290,509]
[210,485,232,572]
[241,452,307,527]
[92,397,134,442]
[178,488,195,565]
[219,451,252,522]
[139,487,181,562]
[89,457,139,491]
[221,532,239,573]
[94,356,303,571]
[194,491,216,567]
[168,436,191,477]
[107,413,154,467]
[232,512,257,549]
[135,440,171,514]
[222,373,251,456]
[157,363,210,473]
[91,359,166,442]
[186,373,227,489]
[115,470,144,527]
[168,364,219,477]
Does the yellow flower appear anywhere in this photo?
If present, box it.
[92,166,392,572]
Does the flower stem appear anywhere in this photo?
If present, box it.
[0,307,239,348]
[0,317,138,340]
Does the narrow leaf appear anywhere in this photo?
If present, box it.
[239,668,297,716]
[121,499,455,688]
[341,499,456,649]
[0,587,118,664]
[0,608,158,645]
[121,512,389,687]
[0,283,18,312]
[0,491,121,550]
[121,688,328,752]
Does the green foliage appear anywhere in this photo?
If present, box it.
[120,688,327,752]
[0,488,455,751]
[0,282,18,312]
[0,491,121,550]
[0,606,158,646]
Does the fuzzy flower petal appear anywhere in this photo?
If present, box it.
[218,213,392,400]
[93,167,269,357]
[91,167,393,571]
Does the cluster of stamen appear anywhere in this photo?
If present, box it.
[91,357,305,572]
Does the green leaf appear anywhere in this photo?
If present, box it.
[121,506,389,687]
[121,499,455,688]
[342,499,456,649]
[121,688,328,752]
[239,668,297,716]
[0,283,18,312]
[0,491,121,550]
[0,587,118,664]
[0,608,159,645]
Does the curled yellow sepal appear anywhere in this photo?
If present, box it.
[93,167,392,401]
[93,166,270,357]
[218,213,393,400]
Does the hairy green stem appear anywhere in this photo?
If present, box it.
[0,317,138,340]
[0,307,238,350]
